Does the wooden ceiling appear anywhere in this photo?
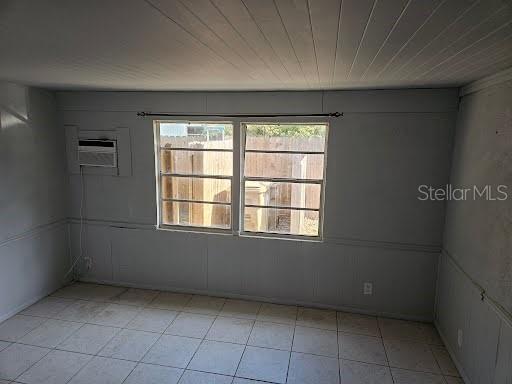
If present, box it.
[0,0,511,90]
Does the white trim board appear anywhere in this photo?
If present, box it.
[460,66,512,97]
[78,277,434,322]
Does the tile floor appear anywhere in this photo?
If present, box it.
[0,282,463,384]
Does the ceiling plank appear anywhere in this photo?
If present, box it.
[148,0,265,81]
[395,0,507,80]
[362,0,444,81]
[210,0,292,83]
[439,35,512,81]
[411,5,512,79]
[308,0,342,86]
[274,0,320,86]
[177,0,283,84]
[333,0,375,83]
[381,0,478,80]
[348,0,409,80]
[242,0,308,85]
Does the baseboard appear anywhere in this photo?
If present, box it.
[78,277,434,323]
[0,282,65,323]
[435,320,471,384]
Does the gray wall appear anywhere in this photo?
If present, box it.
[0,82,69,321]
[436,78,512,383]
[59,88,458,321]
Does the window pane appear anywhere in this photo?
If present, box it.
[162,176,231,203]
[245,181,320,209]
[244,152,324,180]
[244,207,319,236]
[159,122,233,150]
[161,150,232,176]
[162,201,231,229]
[245,124,326,152]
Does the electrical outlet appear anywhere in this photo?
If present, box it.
[457,329,463,348]
[363,282,373,295]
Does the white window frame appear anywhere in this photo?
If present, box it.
[154,119,328,241]
[239,121,328,241]
[154,119,237,234]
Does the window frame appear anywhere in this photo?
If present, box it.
[154,119,328,241]
[239,121,329,241]
[154,119,237,234]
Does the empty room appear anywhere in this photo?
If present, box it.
[0,1,511,383]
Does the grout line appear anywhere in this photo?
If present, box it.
[2,283,453,384]
[284,304,298,383]
[377,317,395,383]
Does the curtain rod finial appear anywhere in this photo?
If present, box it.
[137,111,147,117]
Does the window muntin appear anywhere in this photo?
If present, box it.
[241,123,328,238]
[157,121,233,230]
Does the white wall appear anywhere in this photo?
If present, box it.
[0,82,69,321]
[59,88,459,321]
[436,72,512,383]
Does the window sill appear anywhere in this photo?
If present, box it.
[156,225,323,242]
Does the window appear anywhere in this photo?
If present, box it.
[156,121,233,230]
[241,123,328,237]
[155,120,328,239]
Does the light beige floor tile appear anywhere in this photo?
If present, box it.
[340,359,393,384]
[219,299,262,320]
[391,368,446,383]
[21,298,75,318]
[178,370,232,384]
[142,335,200,368]
[385,339,440,373]
[126,308,177,333]
[57,324,120,355]
[206,317,254,344]
[257,303,297,325]
[20,319,82,348]
[52,283,126,302]
[293,326,338,357]
[297,307,337,330]
[98,329,159,361]
[338,332,387,365]
[337,312,380,337]
[148,293,193,311]
[165,312,215,339]
[248,321,294,350]
[0,343,50,380]
[67,356,135,384]
[53,300,108,323]
[17,350,91,384]
[379,318,442,345]
[109,288,159,307]
[287,352,340,384]
[188,340,244,376]
[183,296,226,316]
[431,346,460,376]
[89,303,140,327]
[124,363,182,384]
[236,346,290,384]
[0,315,46,342]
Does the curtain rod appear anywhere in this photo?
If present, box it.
[137,111,342,118]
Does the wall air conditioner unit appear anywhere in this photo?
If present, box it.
[77,139,117,168]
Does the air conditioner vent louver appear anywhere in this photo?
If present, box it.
[78,139,117,168]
